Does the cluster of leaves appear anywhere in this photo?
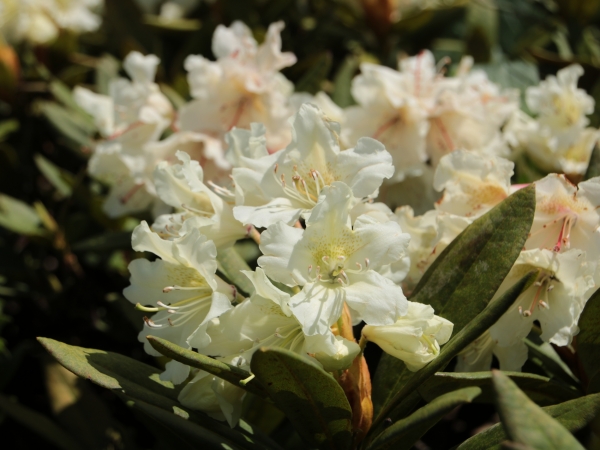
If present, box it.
[4,0,600,449]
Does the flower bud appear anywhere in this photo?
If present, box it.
[362,301,453,371]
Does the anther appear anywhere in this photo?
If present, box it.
[365,258,370,268]
[143,316,162,328]
[168,318,174,326]
[322,256,329,263]
[274,163,278,173]
[308,265,313,275]
[163,286,174,293]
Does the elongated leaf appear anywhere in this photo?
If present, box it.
[147,336,267,397]
[34,154,74,199]
[217,246,255,295]
[122,395,249,450]
[251,347,353,450]
[492,370,584,449]
[576,287,600,390]
[38,102,94,152]
[0,119,18,141]
[0,394,82,450]
[584,145,600,180]
[71,231,133,252]
[368,387,481,450]
[49,80,95,129]
[370,271,538,436]
[0,194,46,236]
[373,186,536,416]
[419,371,579,406]
[37,338,267,450]
[459,393,600,449]
[524,337,579,387]
[332,56,358,107]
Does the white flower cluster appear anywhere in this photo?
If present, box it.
[394,148,600,372]
[72,20,600,425]
[74,24,521,221]
[507,64,599,176]
[0,0,102,45]
[123,101,454,427]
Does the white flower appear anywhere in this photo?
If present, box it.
[178,357,246,428]
[526,174,600,261]
[342,52,517,180]
[151,150,246,248]
[526,64,595,148]
[75,51,173,138]
[123,222,235,384]
[258,182,410,335]
[202,268,361,372]
[434,150,513,217]
[490,249,596,349]
[233,103,394,228]
[455,331,528,372]
[0,0,101,45]
[178,21,296,151]
[362,301,453,371]
[290,91,346,126]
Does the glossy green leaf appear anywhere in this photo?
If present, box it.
[370,271,538,436]
[34,154,74,199]
[584,145,600,180]
[147,336,267,397]
[0,394,82,450]
[367,387,482,450]
[577,287,600,391]
[144,15,202,32]
[37,338,268,450]
[0,194,47,236]
[251,347,353,450]
[492,370,584,449]
[419,371,579,406]
[373,186,536,417]
[459,392,600,449]
[217,246,256,296]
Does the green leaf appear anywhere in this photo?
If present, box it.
[0,194,47,236]
[524,337,580,387]
[0,394,82,450]
[575,287,600,390]
[217,246,256,296]
[367,387,482,450]
[122,395,250,450]
[370,271,538,436]
[332,55,358,108]
[160,82,187,109]
[34,154,74,199]
[144,15,202,32]
[492,370,584,449]
[146,336,267,397]
[49,80,95,128]
[37,338,268,450]
[295,52,332,94]
[372,186,536,417]
[71,231,133,252]
[419,371,580,407]
[0,119,19,141]
[585,145,600,181]
[459,392,600,449]
[38,101,95,153]
[251,347,353,450]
